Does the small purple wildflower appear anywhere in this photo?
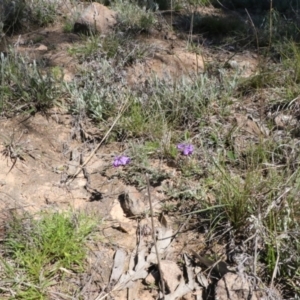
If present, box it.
[113,155,131,167]
[177,143,194,156]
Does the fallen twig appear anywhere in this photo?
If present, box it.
[146,173,165,299]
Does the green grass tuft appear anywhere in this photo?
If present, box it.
[0,50,62,116]
[1,211,97,299]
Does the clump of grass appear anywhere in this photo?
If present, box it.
[237,71,277,95]
[0,51,62,116]
[0,211,97,299]
[113,0,157,32]
[68,34,101,59]
[67,37,158,124]
[69,31,155,64]
[238,40,300,99]
[254,10,300,48]
[63,20,74,33]
[280,41,300,84]
[118,72,237,141]
[0,0,61,34]
[66,55,128,121]
[27,0,60,26]
[101,33,155,62]
[202,125,300,294]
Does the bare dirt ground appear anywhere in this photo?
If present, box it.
[0,4,264,299]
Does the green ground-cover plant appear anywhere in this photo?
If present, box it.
[117,73,234,141]
[199,115,300,295]
[28,0,59,26]
[0,51,62,116]
[66,55,128,121]
[68,34,101,59]
[69,31,156,64]
[0,211,97,299]
[0,0,61,35]
[113,0,157,32]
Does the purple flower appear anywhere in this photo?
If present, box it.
[113,156,131,167]
[177,143,194,156]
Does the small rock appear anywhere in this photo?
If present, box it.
[228,60,239,69]
[110,199,127,222]
[74,2,117,35]
[119,186,145,217]
[67,149,80,176]
[165,32,177,41]
[85,159,106,174]
[63,71,74,82]
[182,292,196,300]
[215,273,261,300]
[36,44,48,52]
[112,221,136,234]
[160,260,182,293]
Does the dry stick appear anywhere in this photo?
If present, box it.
[94,288,115,300]
[245,8,266,121]
[66,99,129,184]
[170,0,173,34]
[245,8,259,56]
[188,9,194,47]
[268,0,273,54]
[270,242,280,288]
[253,232,258,276]
[146,173,165,299]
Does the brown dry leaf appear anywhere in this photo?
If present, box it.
[160,260,182,293]
[195,267,209,289]
[147,227,173,264]
[164,254,203,300]
[274,114,297,129]
[109,249,127,286]
[235,114,269,136]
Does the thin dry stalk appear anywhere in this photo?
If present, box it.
[170,0,173,33]
[146,173,165,299]
[187,10,194,47]
[245,8,259,55]
[254,233,258,276]
[270,242,280,287]
[268,0,273,53]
